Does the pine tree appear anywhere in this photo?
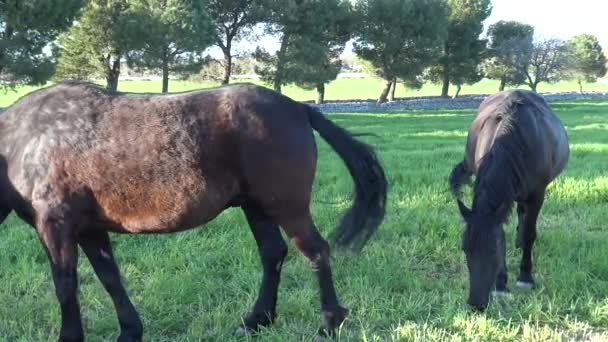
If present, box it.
[0,0,83,89]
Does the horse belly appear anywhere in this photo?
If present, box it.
[92,168,239,234]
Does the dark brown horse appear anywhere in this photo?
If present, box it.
[0,82,387,341]
[449,89,569,310]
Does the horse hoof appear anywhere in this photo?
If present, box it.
[492,289,511,297]
[516,281,534,290]
[313,335,327,342]
[234,326,252,338]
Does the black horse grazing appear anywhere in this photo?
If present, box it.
[449,89,569,310]
[0,82,387,341]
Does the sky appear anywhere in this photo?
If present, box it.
[485,0,607,43]
[216,0,607,58]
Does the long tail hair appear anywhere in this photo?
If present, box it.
[449,160,471,199]
[307,106,388,252]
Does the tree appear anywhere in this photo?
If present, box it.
[252,0,295,93]
[207,0,264,85]
[484,20,534,91]
[53,30,101,81]
[450,57,484,98]
[54,0,134,91]
[253,0,352,96]
[353,0,449,103]
[523,38,572,92]
[194,55,256,82]
[281,0,352,104]
[0,0,83,89]
[429,0,491,97]
[126,0,214,93]
[568,34,607,93]
[253,0,309,93]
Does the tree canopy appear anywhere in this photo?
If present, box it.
[429,0,491,97]
[353,0,449,103]
[54,0,134,91]
[523,38,572,92]
[568,34,607,93]
[207,0,265,84]
[280,0,352,103]
[0,0,83,89]
[126,0,215,93]
[254,0,352,97]
[484,20,534,91]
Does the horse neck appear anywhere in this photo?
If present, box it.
[472,147,521,223]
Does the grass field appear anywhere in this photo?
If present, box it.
[0,98,607,341]
[2,77,608,107]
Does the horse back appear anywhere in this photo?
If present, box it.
[0,82,316,233]
[465,90,569,185]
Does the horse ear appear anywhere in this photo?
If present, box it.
[457,199,472,221]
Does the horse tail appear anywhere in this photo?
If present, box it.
[449,160,472,199]
[307,106,387,252]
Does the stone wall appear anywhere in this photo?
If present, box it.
[308,91,608,113]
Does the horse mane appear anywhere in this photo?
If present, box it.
[471,91,534,224]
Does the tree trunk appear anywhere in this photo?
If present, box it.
[388,79,397,102]
[222,46,232,85]
[316,83,325,104]
[162,58,169,93]
[529,82,538,92]
[441,68,450,98]
[499,76,506,92]
[274,34,290,93]
[453,84,462,99]
[106,56,121,92]
[378,80,392,103]
[578,79,583,93]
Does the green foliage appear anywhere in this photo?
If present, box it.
[0,0,83,89]
[125,0,215,92]
[207,0,265,84]
[54,0,134,90]
[281,0,352,102]
[428,0,491,96]
[253,0,352,96]
[523,39,573,92]
[193,56,256,82]
[252,46,278,84]
[568,34,607,92]
[484,20,534,90]
[252,0,306,90]
[353,0,449,100]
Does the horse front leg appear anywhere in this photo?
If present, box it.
[516,189,546,289]
[36,208,83,342]
[494,226,509,293]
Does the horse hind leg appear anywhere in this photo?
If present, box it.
[277,212,348,339]
[235,201,288,335]
[79,231,143,342]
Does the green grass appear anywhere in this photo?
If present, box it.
[2,77,608,107]
[0,98,607,341]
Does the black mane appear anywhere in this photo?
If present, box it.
[472,91,537,224]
